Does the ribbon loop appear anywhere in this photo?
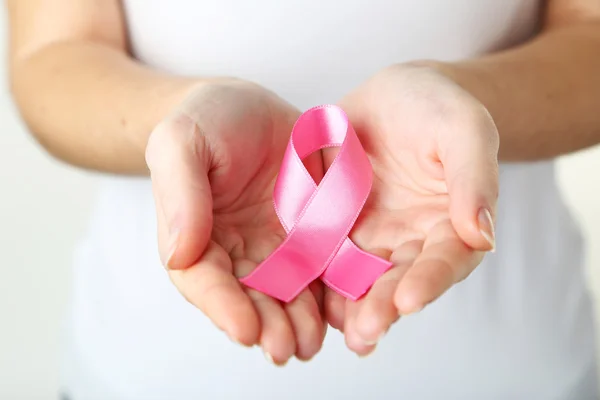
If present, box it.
[240,105,391,302]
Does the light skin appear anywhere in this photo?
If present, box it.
[7,0,600,365]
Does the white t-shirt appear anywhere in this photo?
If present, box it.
[60,1,598,399]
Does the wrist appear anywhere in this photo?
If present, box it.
[399,59,503,148]
[401,60,495,103]
[134,78,204,155]
[138,76,256,146]
[142,76,264,174]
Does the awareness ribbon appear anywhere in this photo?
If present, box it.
[240,105,392,302]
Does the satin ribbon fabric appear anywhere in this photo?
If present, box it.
[240,105,392,302]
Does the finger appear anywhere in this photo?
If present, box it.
[309,280,328,340]
[440,107,499,252]
[303,149,325,184]
[246,289,296,366]
[169,241,260,345]
[344,299,376,356]
[284,288,325,361]
[394,220,483,315]
[320,146,339,172]
[235,259,296,363]
[353,241,423,344]
[309,280,325,317]
[324,288,346,331]
[146,113,213,270]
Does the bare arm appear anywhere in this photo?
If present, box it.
[9,0,599,172]
[7,0,201,174]
[432,0,600,161]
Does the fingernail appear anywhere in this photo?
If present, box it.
[361,331,386,346]
[166,229,180,268]
[321,323,329,341]
[228,335,245,347]
[358,349,375,358]
[264,351,275,364]
[478,208,496,252]
[263,352,288,367]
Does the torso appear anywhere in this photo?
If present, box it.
[60,1,598,399]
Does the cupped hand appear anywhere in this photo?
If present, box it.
[324,64,500,355]
[145,80,327,364]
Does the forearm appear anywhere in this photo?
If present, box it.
[10,41,200,174]
[433,22,600,161]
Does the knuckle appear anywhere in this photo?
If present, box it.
[269,317,293,342]
[296,316,321,351]
[289,302,321,343]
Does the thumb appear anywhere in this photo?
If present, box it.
[146,113,213,270]
[441,112,499,252]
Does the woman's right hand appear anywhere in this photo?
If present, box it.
[145,80,327,365]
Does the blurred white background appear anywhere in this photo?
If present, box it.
[1,7,600,400]
[0,8,98,398]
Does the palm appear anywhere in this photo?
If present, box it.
[147,81,327,364]
[354,136,453,257]
[323,65,498,355]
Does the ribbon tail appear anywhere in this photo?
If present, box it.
[240,247,319,302]
[320,239,392,301]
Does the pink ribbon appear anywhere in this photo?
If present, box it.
[240,105,392,302]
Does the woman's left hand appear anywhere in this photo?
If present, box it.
[323,63,500,356]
